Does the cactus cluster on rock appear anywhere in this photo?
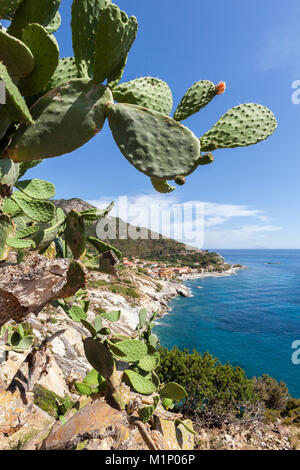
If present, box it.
[0,0,277,198]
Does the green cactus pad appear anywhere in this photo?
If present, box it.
[44,57,79,92]
[93,3,138,84]
[45,10,61,34]
[107,54,127,89]
[109,339,148,362]
[12,192,55,222]
[15,224,38,238]
[71,0,111,77]
[174,80,218,121]
[87,236,122,260]
[161,397,174,410]
[138,308,147,328]
[100,310,121,323]
[0,157,19,198]
[160,382,187,401]
[0,62,34,124]
[34,212,65,250]
[151,178,175,194]
[0,28,34,79]
[0,107,12,141]
[200,103,277,151]
[106,103,201,180]
[138,396,159,423]
[138,355,159,372]
[3,197,22,217]
[124,369,156,395]
[83,337,115,380]
[8,0,61,39]
[113,77,173,115]
[0,0,23,20]
[6,237,35,249]
[19,23,59,97]
[8,79,112,162]
[80,201,114,223]
[15,179,55,199]
[64,210,86,260]
[0,213,15,261]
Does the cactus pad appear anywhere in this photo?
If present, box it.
[83,337,115,380]
[113,77,173,115]
[0,28,34,79]
[151,178,175,194]
[6,237,36,249]
[64,210,86,260]
[45,10,61,34]
[200,103,277,151]
[0,0,23,20]
[93,3,138,84]
[15,224,39,239]
[71,0,111,77]
[8,0,61,39]
[12,192,55,222]
[124,369,156,395]
[0,213,15,261]
[15,179,55,199]
[138,355,159,372]
[19,23,59,97]
[109,339,148,362]
[107,54,127,89]
[3,197,22,217]
[160,382,187,401]
[0,62,34,124]
[0,157,19,197]
[44,57,79,92]
[8,79,113,162]
[174,80,220,121]
[18,160,43,179]
[107,103,201,180]
[87,236,122,260]
[138,396,159,423]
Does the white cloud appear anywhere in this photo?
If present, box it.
[88,193,282,249]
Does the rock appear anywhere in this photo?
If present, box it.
[42,400,132,450]
[176,419,194,450]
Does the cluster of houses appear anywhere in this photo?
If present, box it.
[122,257,214,280]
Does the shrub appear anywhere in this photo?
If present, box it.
[253,374,290,410]
[156,346,260,427]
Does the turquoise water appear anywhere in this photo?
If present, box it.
[154,250,300,397]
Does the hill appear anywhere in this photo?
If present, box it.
[54,198,225,268]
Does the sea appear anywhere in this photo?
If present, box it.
[154,250,300,398]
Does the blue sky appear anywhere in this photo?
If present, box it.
[5,0,300,248]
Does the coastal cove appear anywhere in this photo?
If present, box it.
[154,250,300,398]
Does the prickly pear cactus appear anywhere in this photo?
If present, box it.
[7,80,113,162]
[71,0,111,78]
[0,213,15,261]
[93,3,138,84]
[0,0,24,20]
[19,23,59,97]
[113,77,173,115]
[0,28,34,79]
[124,369,157,395]
[0,157,19,197]
[151,178,175,194]
[200,103,277,151]
[8,0,61,39]
[106,103,201,180]
[15,179,55,199]
[64,210,86,260]
[174,80,225,121]
[44,57,79,92]
[160,382,187,401]
[108,339,148,362]
[138,396,159,423]
[0,62,34,125]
